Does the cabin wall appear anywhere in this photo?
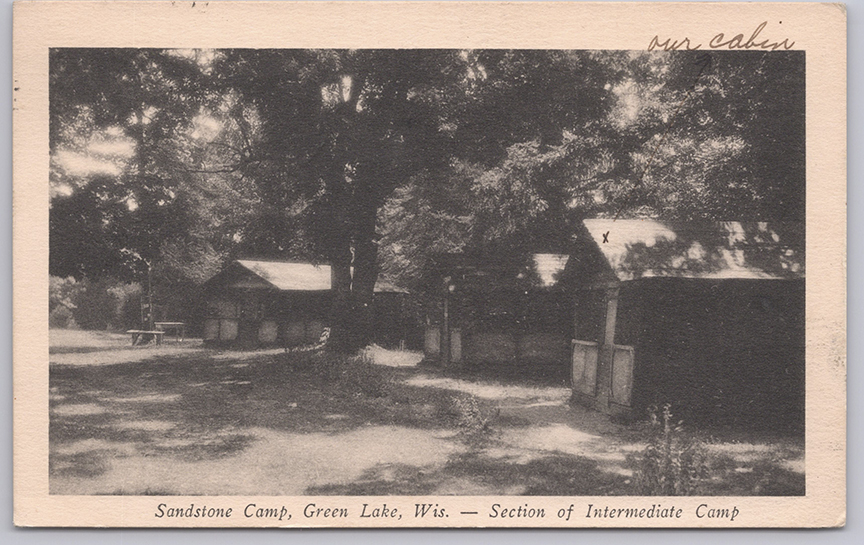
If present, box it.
[202,288,415,348]
[203,289,333,346]
[622,278,805,431]
[426,289,572,379]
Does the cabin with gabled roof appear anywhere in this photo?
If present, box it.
[569,219,804,428]
[422,252,575,379]
[425,219,805,429]
[200,259,409,347]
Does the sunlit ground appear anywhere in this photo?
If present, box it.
[49,329,804,496]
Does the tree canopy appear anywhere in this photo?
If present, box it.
[49,48,805,346]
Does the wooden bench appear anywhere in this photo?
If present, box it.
[127,330,165,346]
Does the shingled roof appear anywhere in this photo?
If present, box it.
[576,219,805,282]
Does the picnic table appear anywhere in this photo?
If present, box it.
[155,322,186,342]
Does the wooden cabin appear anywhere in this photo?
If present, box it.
[425,219,805,429]
[423,252,574,380]
[568,219,804,429]
[200,259,408,347]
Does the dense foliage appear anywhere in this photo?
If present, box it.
[50,49,804,345]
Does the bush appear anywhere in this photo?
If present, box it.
[109,282,143,329]
[71,278,125,330]
[630,404,708,495]
[49,276,80,329]
[288,350,394,399]
[338,354,394,398]
[49,276,82,313]
[49,305,78,329]
[49,275,142,330]
[437,393,497,447]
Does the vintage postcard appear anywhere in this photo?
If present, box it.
[13,1,846,528]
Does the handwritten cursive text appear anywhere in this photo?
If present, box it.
[648,22,795,51]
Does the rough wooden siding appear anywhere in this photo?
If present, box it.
[624,278,805,431]
[203,319,220,341]
[450,329,462,363]
[461,331,570,370]
[464,332,517,363]
[572,288,606,344]
[518,332,570,365]
[424,325,440,357]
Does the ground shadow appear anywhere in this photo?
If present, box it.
[50,344,805,496]
[306,450,630,496]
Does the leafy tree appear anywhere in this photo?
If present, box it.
[49,48,804,341]
[213,50,474,350]
[50,49,213,281]
[213,49,634,350]
[378,51,805,294]
[50,49,257,325]
[604,51,805,221]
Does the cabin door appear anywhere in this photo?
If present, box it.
[237,291,263,344]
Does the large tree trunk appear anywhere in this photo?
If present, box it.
[325,178,381,354]
[349,191,380,350]
[323,170,357,353]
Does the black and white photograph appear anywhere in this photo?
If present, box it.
[46,46,806,498]
[13,1,846,528]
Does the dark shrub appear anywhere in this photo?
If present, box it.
[280,350,394,399]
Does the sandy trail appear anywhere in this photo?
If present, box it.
[49,329,805,496]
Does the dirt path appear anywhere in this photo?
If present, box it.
[49,330,805,496]
[52,425,463,495]
[49,329,291,366]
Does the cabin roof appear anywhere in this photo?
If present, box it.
[428,252,571,291]
[528,253,571,287]
[579,219,805,282]
[206,259,408,293]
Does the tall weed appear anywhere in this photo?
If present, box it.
[442,394,497,447]
[631,404,708,495]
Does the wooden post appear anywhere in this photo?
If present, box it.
[596,287,619,411]
[603,288,619,347]
[442,281,450,367]
[572,291,581,342]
